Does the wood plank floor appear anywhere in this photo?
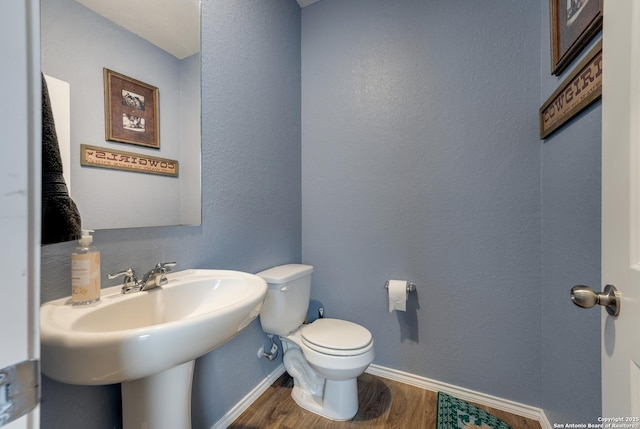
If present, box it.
[228,372,542,429]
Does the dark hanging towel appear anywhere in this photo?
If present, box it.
[41,72,82,245]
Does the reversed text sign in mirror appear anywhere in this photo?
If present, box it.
[80,144,178,177]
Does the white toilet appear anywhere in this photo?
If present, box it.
[257,264,375,421]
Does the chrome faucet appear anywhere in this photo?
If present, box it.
[108,262,176,294]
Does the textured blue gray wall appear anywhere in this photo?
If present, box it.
[301,0,542,406]
[39,0,301,428]
[539,0,602,423]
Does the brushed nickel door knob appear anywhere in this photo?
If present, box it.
[570,284,620,316]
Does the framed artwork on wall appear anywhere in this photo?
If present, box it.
[104,68,160,149]
[549,0,602,75]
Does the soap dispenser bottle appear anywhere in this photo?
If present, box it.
[71,229,101,305]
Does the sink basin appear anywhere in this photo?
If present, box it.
[40,269,267,385]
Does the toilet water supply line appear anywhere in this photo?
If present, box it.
[258,334,279,361]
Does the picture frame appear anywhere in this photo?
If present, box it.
[104,68,159,149]
[549,0,602,75]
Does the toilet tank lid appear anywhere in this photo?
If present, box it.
[256,264,313,284]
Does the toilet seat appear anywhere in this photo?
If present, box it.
[300,319,373,357]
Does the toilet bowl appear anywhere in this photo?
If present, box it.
[257,264,375,420]
[281,318,374,420]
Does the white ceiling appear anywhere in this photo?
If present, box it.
[75,0,321,60]
[74,0,200,60]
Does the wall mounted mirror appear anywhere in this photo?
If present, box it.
[41,0,201,229]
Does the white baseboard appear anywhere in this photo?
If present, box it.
[211,364,286,429]
[366,364,552,429]
[211,363,552,429]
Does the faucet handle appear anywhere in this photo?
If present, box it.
[108,268,138,293]
[108,268,136,280]
[153,262,176,287]
[157,262,176,271]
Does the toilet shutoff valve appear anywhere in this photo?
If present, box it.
[258,335,279,362]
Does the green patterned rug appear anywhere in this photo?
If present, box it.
[436,392,514,429]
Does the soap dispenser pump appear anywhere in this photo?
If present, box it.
[71,229,101,305]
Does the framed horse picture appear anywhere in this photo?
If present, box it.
[104,68,160,149]
[549,0,602,75]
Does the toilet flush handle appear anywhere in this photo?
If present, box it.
[280,286,288,292]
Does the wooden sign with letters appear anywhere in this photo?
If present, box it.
[540,40,602,139]
[80,144,178,177]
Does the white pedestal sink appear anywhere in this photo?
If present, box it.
[40,269,267,429]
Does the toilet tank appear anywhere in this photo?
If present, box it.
[257,264,313,336]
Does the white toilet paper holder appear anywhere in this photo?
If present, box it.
[384,280,416,293]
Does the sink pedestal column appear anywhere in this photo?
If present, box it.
[121,360,195,429]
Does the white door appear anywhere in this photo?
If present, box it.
[601,0,640,418]
[0,0,41,428]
